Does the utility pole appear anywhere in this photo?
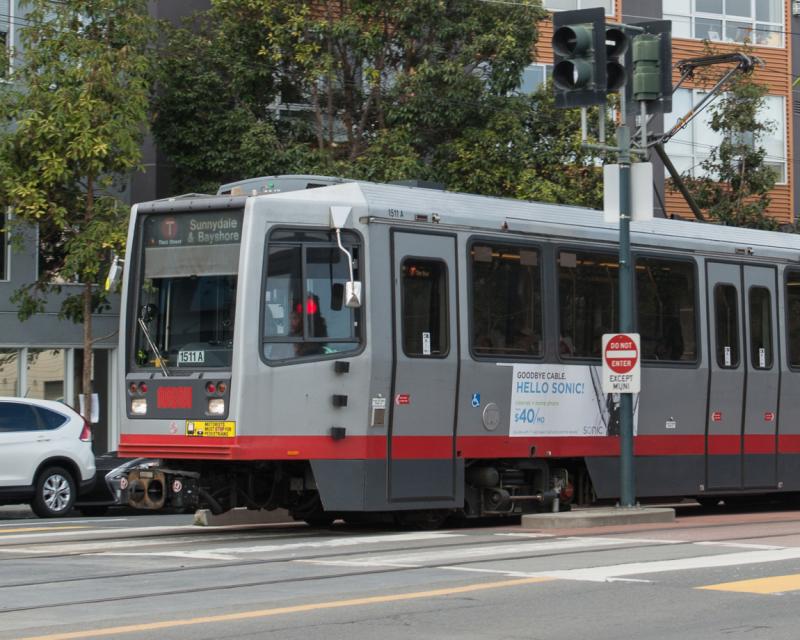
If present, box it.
[551,9,672,508]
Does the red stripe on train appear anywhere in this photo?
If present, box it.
[119,433,800,460]
[743,434,776,455]
[707,435,741,455]
[779,435,800,453]
[121,433,716,460]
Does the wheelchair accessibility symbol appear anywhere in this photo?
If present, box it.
[471,393,481,408]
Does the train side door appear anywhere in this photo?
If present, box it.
[389,231,458,503]
[741,265,779,489]
[706,262,745,490]
[706,262,780,491]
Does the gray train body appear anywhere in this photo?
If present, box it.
[117,177,800,520]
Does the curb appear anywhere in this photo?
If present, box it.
[521,507,675,529]
[193,507,293,526]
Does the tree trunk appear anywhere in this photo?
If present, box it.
[82,283,93,422]
[82,173,95,423]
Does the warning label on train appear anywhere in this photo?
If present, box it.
[185,420,236,438]
[510,364,639,438]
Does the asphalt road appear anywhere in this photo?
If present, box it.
[3,505,800,639]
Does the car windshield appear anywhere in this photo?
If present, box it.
[133,210,243,370]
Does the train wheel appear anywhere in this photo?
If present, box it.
[394,509,451,530]
[290,492,334,527]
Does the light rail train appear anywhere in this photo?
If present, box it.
[117,175,800,525]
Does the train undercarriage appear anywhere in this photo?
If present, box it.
[124,458,578,526]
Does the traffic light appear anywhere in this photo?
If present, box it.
[629,20,672,114]
[552,8,630,108]
[605,26,628,93]
[551,8,606,108]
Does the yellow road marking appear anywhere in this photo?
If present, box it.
[18,576,553,640]
[699,573,800,594]
[0,526,88,535]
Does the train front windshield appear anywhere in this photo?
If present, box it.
[133,209,243,370]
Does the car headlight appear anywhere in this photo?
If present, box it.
[207,398,225,415]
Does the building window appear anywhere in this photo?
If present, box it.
[0,0,8,80]
[0,210,7,280]
[665,0,783,47]
[0,349,19,396]
[516,64,552,95]
[27,349,65,401]
[471,242,542,358]
[663,89,787,184]
[545,0,614,16]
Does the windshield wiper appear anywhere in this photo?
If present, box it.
[138,317,170,377]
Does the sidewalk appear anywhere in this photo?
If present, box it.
[0,504,35,520]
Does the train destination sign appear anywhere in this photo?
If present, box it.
[602,333,640,394]
[144,210,244,248]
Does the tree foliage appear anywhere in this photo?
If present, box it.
[153,0,605,199]
[676,60,778,229]
[0,0,153,404]
[441,84,607,206]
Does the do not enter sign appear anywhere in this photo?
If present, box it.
[602,333,640,394]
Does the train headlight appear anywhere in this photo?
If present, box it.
[208,398,225,415]
[131,398,148,415]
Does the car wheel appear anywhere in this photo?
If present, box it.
[31,466,76,518]
[78,505,109,517]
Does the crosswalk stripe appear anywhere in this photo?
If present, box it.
[536,547,800,582]
[299,536,657,568]
[699,574,800,595]
[96,531,465,560]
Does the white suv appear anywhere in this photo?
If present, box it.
[0,398,96,517]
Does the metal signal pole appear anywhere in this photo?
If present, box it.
[616,98,635,509]
[552,9,672,510]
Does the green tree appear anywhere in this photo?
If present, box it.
[152,0,547,193]
[441,84,607,207]
[0,0,153,414]
[676,64,778,229]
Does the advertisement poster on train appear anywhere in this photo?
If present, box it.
[509,364,639,437]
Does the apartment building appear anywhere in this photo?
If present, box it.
[531,0,795,223]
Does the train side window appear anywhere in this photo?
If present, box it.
[558,250,618,358]
[470,243,542,357]
[636,257,697,362]
[749,287,773,369]
[787,271,800,367]
[714,284,740,368]
[401,259,448,357]
[262,230,361,363]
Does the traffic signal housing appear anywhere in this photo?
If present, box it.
[552,8,606,107]
[629,20,672,114]
[552,8,630,108]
